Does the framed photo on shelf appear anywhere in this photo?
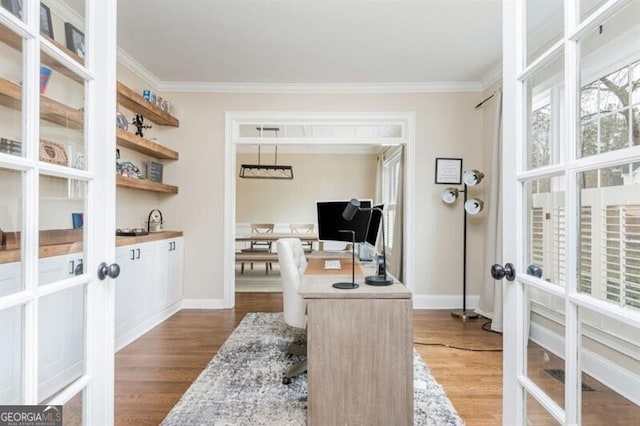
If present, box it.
[435,157,463,185]
[40,3,53,38]
[64,22,85,58]
[39,139,68,165]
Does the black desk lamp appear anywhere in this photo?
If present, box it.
[332,230,358,289]
[342,199,393,286]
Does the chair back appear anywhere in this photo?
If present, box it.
[290,223,314,234]
[250,223,274,249]
[277,238,307,329]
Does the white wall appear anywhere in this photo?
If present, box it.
[151,91,486,301]
[236,152,378,224]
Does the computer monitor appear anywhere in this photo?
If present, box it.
[365,204,384,246]
[316,200,372,243]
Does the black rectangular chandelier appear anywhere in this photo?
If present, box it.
[239,128,294,180]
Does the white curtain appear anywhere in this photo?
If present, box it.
[389,147,404,281]
[475,91,504,332]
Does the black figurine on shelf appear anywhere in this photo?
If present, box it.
[131,114,152,137]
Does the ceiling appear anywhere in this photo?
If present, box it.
[112,0,503,87]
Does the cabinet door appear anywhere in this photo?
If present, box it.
[128,243,155,326]
[152,240,169,312]
[114,247,135,340]
[167,238,184,306]
[39,254,79,286]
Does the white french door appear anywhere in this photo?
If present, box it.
[502,0,640,424]
[0,1,117,424]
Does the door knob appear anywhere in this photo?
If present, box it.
[97,262,121,280]
[491,263,516,281]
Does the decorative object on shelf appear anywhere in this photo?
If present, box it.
[0,137,22,156]
[40,3,53,38]
[39,66,52,94]
[440,166,486,321]
[146,160,163,183]
[71,213,83,229]
[142,89,157,105]
[117,161,142,178]
[39,140,68,165]
[147,209,164,233]
[131,114,152,137]
[435,157,463,185]
[239,127,294,180]
[64,22,85,58]
[116,109,129,130]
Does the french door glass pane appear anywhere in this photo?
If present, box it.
[1,0,25,22]
[38,174,86,285]
[578,306,640,424]
[526,392,560,425]
[525,286,565,409]
[525,0,563,66]
[0,21,24,158]
[525,179,566,283]
[578,2,640,158]
[0,167,24,296]
[0,304,23,404]
[38,284,86,402]
[526,53,564,170]
[578,163,640,309]
[41,0,86,62]
[39,50,86,171]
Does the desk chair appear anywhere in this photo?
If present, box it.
[290,223,314,252]
[277,238,307,384]
[240,223,274,273]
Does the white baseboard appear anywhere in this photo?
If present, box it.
[115,302,181,352]
[181,298,227,309]
[412,294,480,310]
[530,322,640,406]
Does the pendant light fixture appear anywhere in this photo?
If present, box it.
[239,127,294,180]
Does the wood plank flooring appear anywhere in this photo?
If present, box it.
[112,293,504,425]
[107,292,640,425]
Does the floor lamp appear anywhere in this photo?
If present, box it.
[441,169,485,320]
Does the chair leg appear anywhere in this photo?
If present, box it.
[250,262,254,270]
[241,262,245,274]
[265,262,269,275]
[283,359,307,384]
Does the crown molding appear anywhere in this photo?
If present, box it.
[481,62,503,91]
[117,48,162,90]
[158,81,483,94]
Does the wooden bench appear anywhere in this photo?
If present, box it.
[235,252,279,274]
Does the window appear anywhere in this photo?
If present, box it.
[382,150,401,251]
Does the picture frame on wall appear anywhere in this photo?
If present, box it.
[64,22,85,58]
[40,3,53,38]
[434,157,463,185]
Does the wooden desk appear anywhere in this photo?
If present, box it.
[299,258,413,425]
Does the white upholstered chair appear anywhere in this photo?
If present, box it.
[277,238,307,383]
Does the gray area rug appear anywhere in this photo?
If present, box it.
[161,312,464,426]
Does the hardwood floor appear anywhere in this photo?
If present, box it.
[59,292,638,425]
[111,293,504,425]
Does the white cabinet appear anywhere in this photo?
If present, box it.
[114,237,183,351]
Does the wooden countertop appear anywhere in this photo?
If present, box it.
[0,231,183,264]
[299,257,411,300]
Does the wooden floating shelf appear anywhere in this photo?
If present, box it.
[116,128,178,160]
[116,174,178,194]
[0,78,84,129]
[0,24,84,83]
[117,82,179,127]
